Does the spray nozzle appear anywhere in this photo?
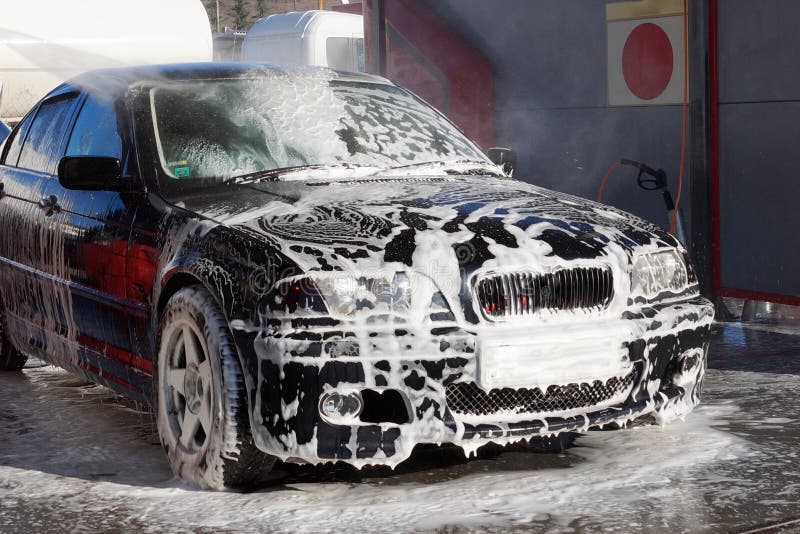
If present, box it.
[620,159,668,191]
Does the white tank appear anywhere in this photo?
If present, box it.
[242,11,364,73]
[0,0,213,121]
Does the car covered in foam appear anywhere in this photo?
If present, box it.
[0,63,714,489]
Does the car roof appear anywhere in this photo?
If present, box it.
[55,62,393,100]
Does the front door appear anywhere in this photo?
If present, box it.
[47,92,147,397]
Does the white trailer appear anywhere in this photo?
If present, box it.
[241,11,364,73]
[0,0,213,122]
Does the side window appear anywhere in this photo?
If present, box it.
[17,94,79,173]
[2,113,34,167]
[66,96,122,159]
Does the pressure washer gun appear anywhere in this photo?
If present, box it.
[618,159,687,245]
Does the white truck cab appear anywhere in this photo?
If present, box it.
[242,11,364,73]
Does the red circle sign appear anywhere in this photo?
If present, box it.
[622,23,674,100]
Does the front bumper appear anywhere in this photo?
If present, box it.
[246,296,714,466]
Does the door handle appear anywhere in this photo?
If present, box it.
[39,194,61,216]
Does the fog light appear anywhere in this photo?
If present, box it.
[318,391,363,423]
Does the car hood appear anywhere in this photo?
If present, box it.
[186,173,677,266]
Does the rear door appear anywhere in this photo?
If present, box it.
[46,92,148,396]
[0,92,80,358]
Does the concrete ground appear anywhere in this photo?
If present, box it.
[1,321,799,533]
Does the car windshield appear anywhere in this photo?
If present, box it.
[149,70,492,184]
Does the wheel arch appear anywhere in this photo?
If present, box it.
[154,269,237,347]
[156,271,211,321]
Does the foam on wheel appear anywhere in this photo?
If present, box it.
[154,286,275,489]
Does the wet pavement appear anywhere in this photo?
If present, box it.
[1,321,799,533]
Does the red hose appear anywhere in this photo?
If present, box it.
[596,160,622,203]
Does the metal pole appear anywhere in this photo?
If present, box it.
[688,0,714,299]
[366,0,386,75]
[216,0,220,32]
[319,0,324,10]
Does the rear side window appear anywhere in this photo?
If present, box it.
[66,96,122,159]
[2,115,33,167]
[17,93,79,174]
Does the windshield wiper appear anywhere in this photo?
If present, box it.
[229,163,382,185]
[226,159,503,185]
[377,159,505,177]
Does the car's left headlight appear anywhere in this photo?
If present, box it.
[631,249,689,299]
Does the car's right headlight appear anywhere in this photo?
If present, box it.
[315,273,411,316]
[631,249,689,299]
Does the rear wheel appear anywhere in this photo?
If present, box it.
[0,302,27,371]
[155,286,275,489]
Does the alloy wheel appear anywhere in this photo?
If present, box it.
[161,321,214,455]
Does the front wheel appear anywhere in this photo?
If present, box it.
[155,286,275,489]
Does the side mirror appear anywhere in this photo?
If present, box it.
[487,147,517,175]
[58,156,128,191]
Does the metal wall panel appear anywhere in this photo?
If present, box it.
[718,0,800,104]
[718,102,800,295]
[717,0,800,297]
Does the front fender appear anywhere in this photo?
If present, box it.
[151,215,305,426]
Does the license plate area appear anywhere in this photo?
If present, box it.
[477,333,632,390]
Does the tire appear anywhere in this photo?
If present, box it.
[0,302,27,371]
[155,286,276,489]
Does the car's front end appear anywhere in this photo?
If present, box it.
[226,177,714,467]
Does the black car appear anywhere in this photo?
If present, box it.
[0,63,714,489]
